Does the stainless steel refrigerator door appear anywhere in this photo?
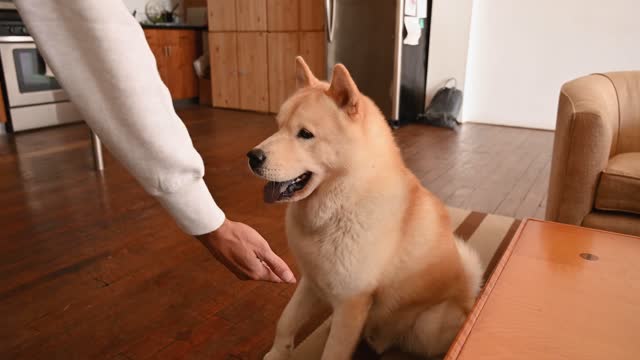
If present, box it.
[325,0,402,119]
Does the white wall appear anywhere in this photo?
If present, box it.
[463,0,640,130]
[425,0,474,106]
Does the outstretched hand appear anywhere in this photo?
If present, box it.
[196,219,296,283]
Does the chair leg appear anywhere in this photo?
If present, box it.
[90,130,104,171]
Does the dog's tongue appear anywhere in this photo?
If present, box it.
[264,180,292,203]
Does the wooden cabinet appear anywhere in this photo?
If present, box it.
[236,0,268,31]
[268,33,299,112]
[300,0,325,31]
[299,31,326,80]
[166,30,200,100]
[210,32,269,112]
[237,33,269,111]
[208,0,325,113]
[146,30,170,82]
[210,32,240,108]
[267,0,299,31]
[144,29,200,100]
[0,80,6,123]
[265,31,325,112]
[207,0,237,31]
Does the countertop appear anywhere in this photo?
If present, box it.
[141,23,206,31]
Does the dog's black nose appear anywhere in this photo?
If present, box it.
[247,148,267,169]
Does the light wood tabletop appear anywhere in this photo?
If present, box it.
[446,219,640,360]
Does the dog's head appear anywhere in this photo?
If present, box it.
[248,57,369,203]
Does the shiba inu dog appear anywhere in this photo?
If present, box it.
[248,57,482,360]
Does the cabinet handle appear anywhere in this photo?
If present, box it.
[168,46,171,57]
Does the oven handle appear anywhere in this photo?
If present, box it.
[0,36,34,43]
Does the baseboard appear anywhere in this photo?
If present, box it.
[463,121,555,132]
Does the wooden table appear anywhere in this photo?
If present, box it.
[446,219,640,360]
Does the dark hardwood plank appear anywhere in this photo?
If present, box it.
[514,160,552,220]
[0,106,553,359]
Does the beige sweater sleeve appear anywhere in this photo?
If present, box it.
[15,0,225,235]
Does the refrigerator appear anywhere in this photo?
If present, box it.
[324,0,432,125]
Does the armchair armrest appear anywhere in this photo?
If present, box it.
[546,74,620,225]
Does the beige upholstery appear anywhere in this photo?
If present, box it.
[583,211,640,237]
[546,71,640,236]
[595,153,640,215]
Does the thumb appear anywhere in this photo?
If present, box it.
[259,247,296,284]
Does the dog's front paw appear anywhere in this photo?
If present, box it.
[364,328,392,355]
[263,346,292,360]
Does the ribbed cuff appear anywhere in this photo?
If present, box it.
[155,179,226,235]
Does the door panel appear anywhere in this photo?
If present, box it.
[299,32,326,81]
[208,0,237,31]
[267,0,299,31]
[149,43,170,87]
[267,32,299,113]
[236,0,267,31]
[237,32,269,112]
[300,0,324,31]
[145,30,170,93]
[168,31,199,99]
[0,82,6,123]
[210,32,240,108]
[144,29,165,45]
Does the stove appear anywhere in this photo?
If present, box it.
[0,6,82,132]
[0,22,29,36]
[0,7,28,36]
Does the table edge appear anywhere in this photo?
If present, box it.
[444,218,531,359]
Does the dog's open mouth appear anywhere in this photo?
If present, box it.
[264,171,312,203]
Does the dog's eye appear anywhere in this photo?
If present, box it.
[297,128,314,140]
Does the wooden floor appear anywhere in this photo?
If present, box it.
[0,107,553,359]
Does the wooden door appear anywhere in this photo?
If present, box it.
[267,32,299,113]
[152,44,170,91]
[144,28,164,45]
[210,32,240,108]
[237,32,269,112]
[207,0,237,31]
[167,30,199,100]
[267,0,299,31]
[299,31,326,80]
[236,0,267,31]
[300,0,324,31]
[145,29,171,88]
[0,80,6,123]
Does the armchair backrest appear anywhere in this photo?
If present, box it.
[599,71,640,155]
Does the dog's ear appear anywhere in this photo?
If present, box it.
[295,56,318,88]
[327,64,360,116]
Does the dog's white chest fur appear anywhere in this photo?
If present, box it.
[285,202,392,302]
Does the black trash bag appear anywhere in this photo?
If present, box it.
[417,78,463,130]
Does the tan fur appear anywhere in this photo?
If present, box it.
[254,57,482,360]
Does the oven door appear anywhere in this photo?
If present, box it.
[0,41,70,107]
